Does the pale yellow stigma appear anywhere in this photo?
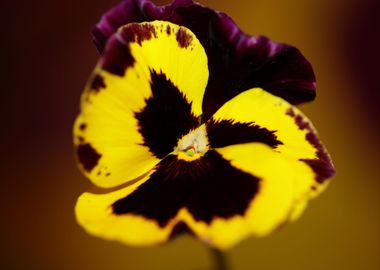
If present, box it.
[173,125,209,161]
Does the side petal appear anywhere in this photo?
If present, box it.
[207,88,335,188]
[74,21,208,188]
[92,0,315,118]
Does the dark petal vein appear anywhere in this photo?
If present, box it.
[206,118,283,148]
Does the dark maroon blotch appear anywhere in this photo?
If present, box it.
[135,70,200,159]
[101,23,161,76]
[77,143,102,173]
[286,108,335,183]
[101,35,135,76]
[166,25,171,35]
[301,159,336,184]
[112,151,259,227]
[176,28,193,48]
[207,118,283,149]
[90,75,106,92]
[120,23,157,45]
[79,123,87,131]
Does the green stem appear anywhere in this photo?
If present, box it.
[210,247,230,270]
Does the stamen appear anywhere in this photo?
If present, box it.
[174,125,209,160]
[186,148,196,157]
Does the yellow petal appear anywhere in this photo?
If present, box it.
[75,143,315,250]
[74,21,208,188]
[207,88,334,195]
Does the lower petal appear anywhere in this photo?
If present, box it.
[76,143,317,249]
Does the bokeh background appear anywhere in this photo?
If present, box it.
[3,0,380,269]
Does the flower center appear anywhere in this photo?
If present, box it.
[173,125,209,161]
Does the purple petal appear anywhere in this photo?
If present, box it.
[92,0,194,52]
[93,0,316,118]
[92,0,147,52]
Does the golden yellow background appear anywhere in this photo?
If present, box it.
[3,0,380,269]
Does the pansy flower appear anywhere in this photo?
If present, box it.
[74,0,335,250]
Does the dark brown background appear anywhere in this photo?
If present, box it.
[2,0,380,269]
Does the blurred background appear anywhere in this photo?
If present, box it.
[2,0,380,269]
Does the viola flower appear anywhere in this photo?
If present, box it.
[74,0,335,250]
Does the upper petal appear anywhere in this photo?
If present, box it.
[92,0,316,118]
[74,21,208,188]
[92,0,195,52]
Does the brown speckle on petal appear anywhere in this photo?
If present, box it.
[176,28,193,48]
[120,23,157,46]
[90,75,106,92]
[79,123,87,131]
[286,108,335,183]
[77,143,102,173]
[166,25,171,35]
